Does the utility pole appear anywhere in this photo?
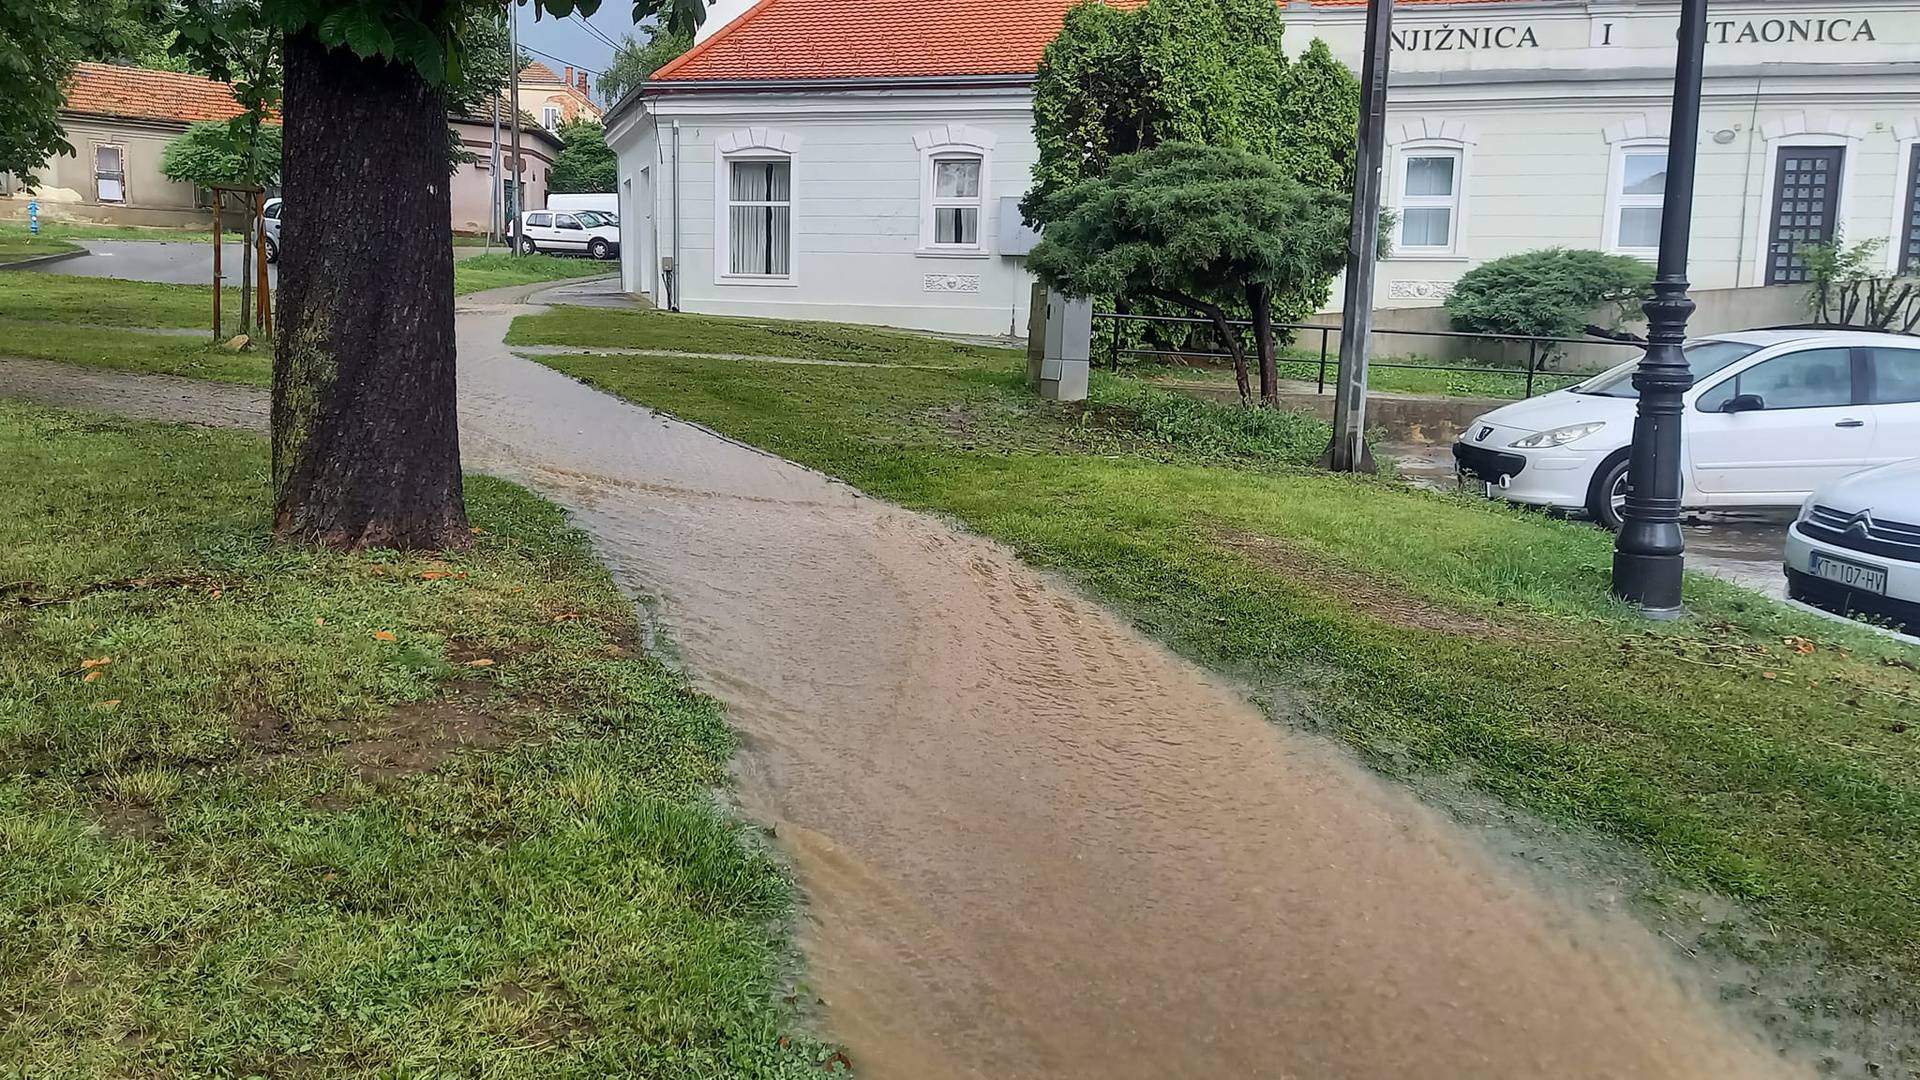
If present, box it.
[490,76,503,248]
[508,0,523,256]
[1321,0,1393,474]
[1612,0,1709,617]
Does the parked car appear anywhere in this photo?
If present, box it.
[1784,457,1920,633]
[511,208,619,260]
[1453,328,1920,530]
[261,197,281,263]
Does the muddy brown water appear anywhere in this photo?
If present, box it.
[0,293,1804,1078]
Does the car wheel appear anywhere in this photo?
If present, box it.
[519,236,538,254]
[264,237,278,264]
[589,238,612,261]
[1585,452,1632,532]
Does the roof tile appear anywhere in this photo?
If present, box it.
[64,62,253,125]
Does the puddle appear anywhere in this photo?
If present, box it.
[450,308,1804,1079]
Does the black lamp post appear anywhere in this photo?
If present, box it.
[1611,0,1710,618]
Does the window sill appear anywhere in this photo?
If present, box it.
[1388,252,1469,263]
[916,247,991,260]
[715,274,799,288]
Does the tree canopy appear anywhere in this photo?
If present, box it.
[162,120,285,188]
[548,119,618,194]
[1024,0,1358,224]
[1445,249,1656,342]
[1029,142,1351,402]
[600,24,694,105]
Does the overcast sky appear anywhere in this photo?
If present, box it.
[515,4,647,103]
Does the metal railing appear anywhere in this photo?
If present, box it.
[1095,311,1646,399]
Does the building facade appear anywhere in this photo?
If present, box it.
[517,62,603,134]
[450,116,562,236]
[608,0,1920,335]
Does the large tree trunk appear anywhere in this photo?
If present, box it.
[272,29,469,550]
[1249,284,1278,408]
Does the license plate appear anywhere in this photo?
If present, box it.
[1810,552,1888,595]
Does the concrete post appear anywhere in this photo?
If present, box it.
[1026,281,1048,390]
[1037,289,1092,402]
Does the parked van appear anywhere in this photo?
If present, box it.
[545,193,617,218]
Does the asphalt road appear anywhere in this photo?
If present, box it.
[28,239,501,288]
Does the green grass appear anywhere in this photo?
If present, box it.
[0,233,81,262]
[0,317,267,383]
[0,220,211,246]
[454,254,612,294]
[0,270,239,330]
[0,400,836,1077]
[1136,355,1594,400]
[523,319,1920,1038]
[507,305,1023,368]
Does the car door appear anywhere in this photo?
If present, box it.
[524,211,553,246]
[550,213,588,251]
[1865,345,1920,464]
[1686,346,1876,501]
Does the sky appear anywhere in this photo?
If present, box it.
[514,4,648,105]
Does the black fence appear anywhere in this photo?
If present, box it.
[1094,310,1647,400]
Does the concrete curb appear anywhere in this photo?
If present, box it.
[0,247,89,271]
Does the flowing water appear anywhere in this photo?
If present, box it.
[451,301,1801,1079]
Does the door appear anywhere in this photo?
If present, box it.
[1764,146,1843,285]
[94,145,126,203]
[524,210,553,245]
[551,213,589,251]
[1865,345,1920,465]
[1688,346,1876,500]
[1900,144,1920,276]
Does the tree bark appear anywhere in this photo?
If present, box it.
[273,29,469,551]
[1144,286,1251,403]
[1249,283,1278,408]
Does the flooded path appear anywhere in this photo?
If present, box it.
[0,288,1803,1078]
[451,296,1799,1079]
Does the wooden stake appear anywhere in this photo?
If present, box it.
[212,198,223,340]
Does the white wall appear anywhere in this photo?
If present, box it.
[613,86,1041,336]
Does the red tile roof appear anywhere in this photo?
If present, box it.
[519,61,562,83]
[653,0,1148,83]
[651,0,1536,84]
[64,62,253,125]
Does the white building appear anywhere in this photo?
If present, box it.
[606,0,1920,335]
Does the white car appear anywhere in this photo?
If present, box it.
[262,197,281,263]
[1785,458,1920,632]
[512,208,619,260]
[1454,328,1920,530]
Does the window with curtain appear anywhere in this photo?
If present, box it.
[95,145,126,203]
[929,155,982,247]
[1397,150,1460,251]
[727,157,792,278]
[1611,146,1667,253]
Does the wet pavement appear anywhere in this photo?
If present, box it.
[1388,440,1792,598]
[0,284,1804,1078]
[20,238,499,287]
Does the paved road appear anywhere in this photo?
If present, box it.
[0,282,1797,1079]
[24,239,505,287]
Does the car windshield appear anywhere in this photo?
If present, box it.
[1570,340,1764,398]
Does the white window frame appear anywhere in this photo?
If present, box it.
[912,125,997,257]
[1604,137,1668,257]
[1888,118,1920,276]
[1391,141,1466,259]
[712,127,801,287]
[542,105,562,131]
[93,143,127,204]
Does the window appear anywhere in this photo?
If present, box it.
[1697,348,1856,412]
[554,213,583,231]
[927,155,983,249]
[1396,148,1460,253]
[727,158,792,278]
[94,145,126,203]
[542,106,562,131]
[1608,143,1666,254]
[527,212,551,228]
[1867,347,1920,405]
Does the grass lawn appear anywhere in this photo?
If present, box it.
[453,253,612,294]
[0,220,211,247]
[507,305,1023,369]
[1135,353,1595,400]
[522,309,1920,1046]
[0,400,835,1076]
[0,233,82,262]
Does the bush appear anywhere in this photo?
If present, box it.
[1444,248,1653,341]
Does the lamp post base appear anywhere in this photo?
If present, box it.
[1611,548,1685,619]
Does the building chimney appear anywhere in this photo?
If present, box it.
[578,70,589,94]
[563,66,574,86]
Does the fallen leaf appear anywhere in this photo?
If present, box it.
[464,658,496,668]
[83,670,103,683]
[94,699,121,711]
[1761,671,1778,680]
[314,616,327,627]
[372,630,396,642]
[470,527,486,535]
[1784,636,1816,656]
[208,587,223,600]
[420,571,452,581]
[79,657,112,670]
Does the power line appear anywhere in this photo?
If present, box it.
[520,43,604,78]
[571,12,625,52]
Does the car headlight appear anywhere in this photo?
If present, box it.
[1509,422,1606,449]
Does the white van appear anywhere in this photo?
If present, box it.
[545,193,617,218]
